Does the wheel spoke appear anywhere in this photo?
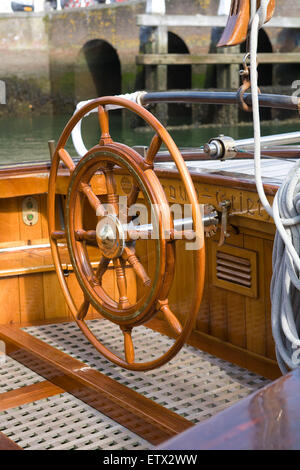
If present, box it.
[77,298,90,321]
[80,183,106,217]
[98,105,112,145]
[114,258,130,309]
[95,256,110,285]
[126,228,152,241]
[58,148,75,172]
[144,134,162,167]
[51,230,66,241]
[122,182,141,224]
[75,229,97,242]
[157,299,182,335]
[103,164,119,215]
[127,184,140,209]
[122,246,151,287]
[122,327,135,364]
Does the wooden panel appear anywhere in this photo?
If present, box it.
[207,236,227,340]
[43,272,68,321]
[244,235,267,356]
[0,381,64,411]
[225,234,246,349]
[66,273,84,318]
[169,240,196,326]
[0,174,48,199]
[101,267,117,302]
[19,273,45,324]
[40,194,50,239]
[137,239,154,301]
[149,176,275,224]
[226,292,246,349]
[264,239,276,360]
[196,241,210,334]
[0,277,20,325]
[0,198,20,243]
[125,266,137,305]
[208,286,227,340]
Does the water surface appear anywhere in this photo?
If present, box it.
[0,113,299,165]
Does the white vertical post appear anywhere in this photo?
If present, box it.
[57,0,62,10]
[217,0,231,16]
[34,0,45,11]
[144,1,167,122]
[146,0,166,15]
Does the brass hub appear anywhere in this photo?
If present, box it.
[96,214,125,259]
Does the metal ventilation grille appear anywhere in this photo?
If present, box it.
[216,251,251,288]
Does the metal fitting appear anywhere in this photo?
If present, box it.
[203,135,236,160]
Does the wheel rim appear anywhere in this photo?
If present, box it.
[48,96,205,371]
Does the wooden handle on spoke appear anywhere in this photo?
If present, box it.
[114,258,130,309]
[98,105,112,145]
[58,148,75,172]
[80,183,105,217]
[96,256,110,285]
[123,246,151,287]
[122,328,135,364]
[145,134,162,167]
[77,298,90,321]
[158,300,182,336]
[127,184,140,209]
[75,229,96,242]
[103,166,119,215]
[51,230,66,241]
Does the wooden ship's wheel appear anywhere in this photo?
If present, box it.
[48,97,205,371]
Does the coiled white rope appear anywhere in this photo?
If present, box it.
[250,0,300,373]
[71,91,147,158]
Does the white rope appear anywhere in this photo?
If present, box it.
[71,91,147,158]
[250,0,300,373]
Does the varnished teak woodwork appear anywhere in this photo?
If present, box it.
[47,97,205,371]
[0,155,280,377]
[0,142,288,448]
[159,367,300,450]
[0,432,22,451]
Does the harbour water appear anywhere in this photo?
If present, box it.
[0,113,299,165]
